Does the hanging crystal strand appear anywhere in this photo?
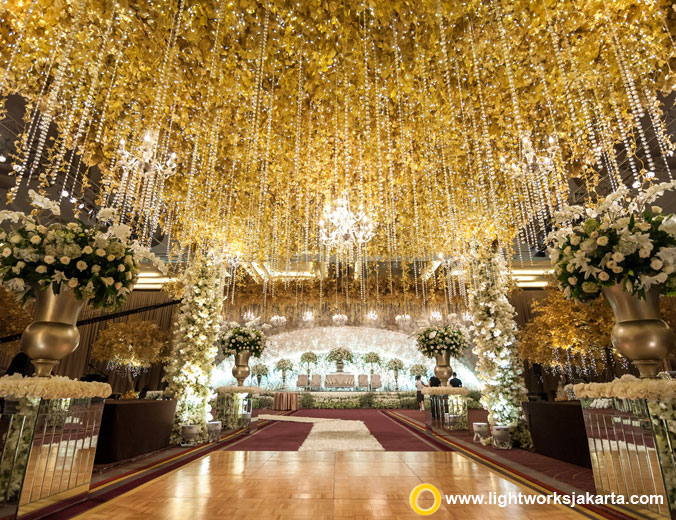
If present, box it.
[641,84,674,180]
[605,6,657,185]
[26,0,87,188]
[0,0,38,95]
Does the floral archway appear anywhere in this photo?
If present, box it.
[212,325,481,390]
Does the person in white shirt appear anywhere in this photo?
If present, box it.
[415,375,427,411]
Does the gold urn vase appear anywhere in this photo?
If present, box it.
[20,286,86,377]
[336,359,344,373]
[602,284,675,378]
[232,352,251,386]
[434,351,452,386]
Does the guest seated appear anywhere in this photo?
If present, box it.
[449,372,462,387]
[5,352,34,377]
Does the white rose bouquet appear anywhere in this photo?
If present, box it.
[251,363,268,376]
[0,193,165,309]
[386,358,404,371]
[327,347,353,363]
[409,364,428,377]
[547,181,676,302]
[416,325,468,358]
[363,352,381,365]
[275,358,293,372]
[219,325,266,358]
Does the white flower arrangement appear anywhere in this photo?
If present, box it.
[251,363,269,376]
[409,363,428,377]
[363,352,381,365]
[386,358,404,371]
[469,246,531,448]
[416,325,468,358]
[574,374,676,400]
[547,181,676,302]
[218,323,266,358]
[275,358,293,371]
[327,347,353,363]
[422,386,469,396]
[300,351,318,366]
[214,385,263,395]
[0,374,111,399]
[163,254,225,444]
[0,195,166,309]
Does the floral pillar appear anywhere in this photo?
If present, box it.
[164,253,224,444]
[468,245,531,448]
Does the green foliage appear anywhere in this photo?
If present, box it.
[299,393,315,408]
[358,392,375,408]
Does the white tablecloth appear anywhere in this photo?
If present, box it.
[325,374,355,388]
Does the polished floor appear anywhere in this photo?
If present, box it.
[72,451,586,520]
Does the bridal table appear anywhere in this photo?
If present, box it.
[324,373,355,388]
[95,399,177,464]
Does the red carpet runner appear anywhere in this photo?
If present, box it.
[223,409,452,451]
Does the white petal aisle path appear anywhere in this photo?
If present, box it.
[257,414,385,452]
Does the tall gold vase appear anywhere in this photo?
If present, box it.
[20,286,86,377]
[232,352,251,386]
[434,351,452,386]
[602,284,675,378]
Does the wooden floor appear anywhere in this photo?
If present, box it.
[73,451,587,520]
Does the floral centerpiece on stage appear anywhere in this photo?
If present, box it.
[547,181,676,302]
[327,347,353,373]
[275,358,293,387]
[300,351,318,368]
[218,326,267,358]
[363,352,380,374]
[416,325,468,358]
[386,358,404,372]
[0,194,165,309]
[409,364,428,378]
[327,347,353,363]
[251,363,268,385]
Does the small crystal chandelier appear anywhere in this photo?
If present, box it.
[302,310,314,322]
[319,194,374,248]
[270,315,287,327]
[332,314,348,326]
[366,310,378,321]
[429,311,442,322]
[395,314,411,324]
[243,310,258,322]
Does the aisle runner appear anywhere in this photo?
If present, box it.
[257,414,384,451]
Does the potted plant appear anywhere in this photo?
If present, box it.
[416,326,468,385]
[0,195,164,376]
[386,358,404,391]
[218,325,266,386]
[251,363,268,386]
[548,181,676,377]
[327,347,353,373]
[275,359,293,387]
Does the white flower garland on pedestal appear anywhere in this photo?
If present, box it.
[468,246,531,448]
[164,254,224,444]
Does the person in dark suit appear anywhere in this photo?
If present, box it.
[449,372,462,387]
[429,375,441,418]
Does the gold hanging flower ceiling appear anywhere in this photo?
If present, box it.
[0,0,674,268]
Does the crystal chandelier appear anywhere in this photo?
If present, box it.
[112,131,177,243]
[366,310,378,321]
[332,314,348,326]
[395,314,411,324]
[270,315,287,327]
[302,310,314,322]
[429,311,442,322]
[243,310,258,322]
[319,194,374,248]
